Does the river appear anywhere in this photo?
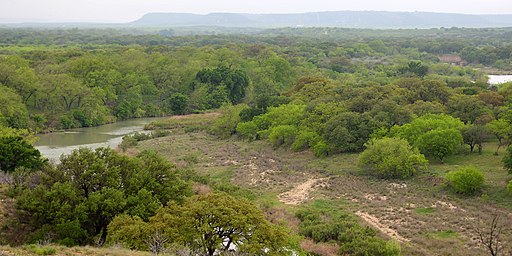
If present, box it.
[488,75,512,85]
[35,117,164,163]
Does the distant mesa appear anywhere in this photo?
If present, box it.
[131,11,512,28]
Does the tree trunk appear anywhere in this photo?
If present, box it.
[98,226,108,246]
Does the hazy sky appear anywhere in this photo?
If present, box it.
[2,0,512,23]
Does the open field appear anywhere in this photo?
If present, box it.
[134,113,512,256]
[0,244,156,256]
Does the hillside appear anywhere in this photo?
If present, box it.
[132,11,512,28]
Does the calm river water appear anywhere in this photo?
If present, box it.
[488,75,512,85]
[35,117,165,163]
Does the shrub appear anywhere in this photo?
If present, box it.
[210,104,246,138]
[291,130,321,152]
[0,136,46,173]
[151,129,171,138]
[236,121,259,141]
[169,93,189,115]
[507,180,512,195]
[446,166,485,195]
[358,137,428,179]
[416,128,463,163]
[239,107,262,122]
[23,244,56,255]
[503,146,512,174]
[340,237,401,256]
[59,115,77,129]
[313,140,330,157]
[131,132,152,141]
[73,110,93,127]
[119,135,138,152]
[296,202,400,256]
[268,125,297,148]
[107,214,149,250]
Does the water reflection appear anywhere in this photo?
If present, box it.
[35,117,165,163]
[488,75,512,85]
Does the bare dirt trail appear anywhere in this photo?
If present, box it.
[278,178,328,205]
[355,211,410,243]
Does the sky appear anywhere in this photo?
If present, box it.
[1,0,512,23]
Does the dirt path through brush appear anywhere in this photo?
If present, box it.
[278,178,328,205]
[356,211,409,243]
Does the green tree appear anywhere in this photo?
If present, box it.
[446,166,485,195]
[390,114,465,145]
[0,85,29,129]
[398,61,429,78]
[196,66,250,105]
[291,130,322,152]
[447,95,487,124]
[416,129,463,163]
[210,104,246,139]
[358,137,428,179]
[394,78,451,104]
[236,121,259,141]
[108,193,288,255]
[168,93,189,115]
[324,112,374,153]
[487,119,512,155]
[179,193,287,255]
[0,136,45,173]
[269,125,297,148]
[15,148,190,245]
[503,146,512,174]
[462,125,490,154]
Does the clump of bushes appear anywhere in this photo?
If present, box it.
[358,137,428,179]
[23,244,56,255]
[269,125,297,148]
[446,166,485,195]
[119,130,171,151]
[296,201,400,256]
[507,180,512,195]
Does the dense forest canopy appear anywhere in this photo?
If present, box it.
[1,26,512,255]
[0,27,511,133]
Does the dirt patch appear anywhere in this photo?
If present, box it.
[278,178,328,205]
[356,211,410,243]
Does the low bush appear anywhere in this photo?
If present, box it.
[296,201,400,256]
[446,166,485,195]
[291,130,321,152]
[268,125,297,148]
[236,121,259,141]
[23,244,56,255]
[358,137,428,179]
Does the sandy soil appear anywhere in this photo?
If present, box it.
[278,178,328,205]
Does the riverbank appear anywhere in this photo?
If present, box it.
[34,117,167,162]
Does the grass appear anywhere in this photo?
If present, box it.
[112,114,512,255]
[430,142,512,209]
[23,244,56,255]
[427,230,461,239]
[0,245,155,256]
[143,112,219,131]
[414,207,436,215]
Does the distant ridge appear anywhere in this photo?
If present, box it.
[132,11,512,28]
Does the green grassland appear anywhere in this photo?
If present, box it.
[132,113,512,256]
